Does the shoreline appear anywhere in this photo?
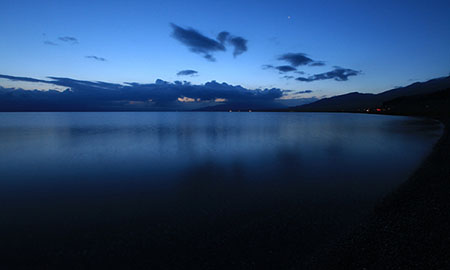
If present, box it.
[306,116,450,269]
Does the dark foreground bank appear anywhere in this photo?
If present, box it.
[306,118,450,269]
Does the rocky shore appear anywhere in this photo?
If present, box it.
[307,117,450,269]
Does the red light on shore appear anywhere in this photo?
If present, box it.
[376,108,381,112]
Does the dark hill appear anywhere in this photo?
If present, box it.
[379,76,450,100]
[292,76,450,112]
[384,88,450,117]
[296,92,378,112]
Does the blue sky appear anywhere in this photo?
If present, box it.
[1,0,449,103]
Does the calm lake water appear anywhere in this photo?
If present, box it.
[0,112,442,269]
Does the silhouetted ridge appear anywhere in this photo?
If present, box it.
[292,75,450,112]
[298,92,377,111]
[384,88,450,117]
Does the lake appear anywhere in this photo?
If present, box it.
[0,112,442,269]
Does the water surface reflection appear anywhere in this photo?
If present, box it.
[0,112,442,268]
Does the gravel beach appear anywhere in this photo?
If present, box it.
[306,117,450,269]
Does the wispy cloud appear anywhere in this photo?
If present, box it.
[263,53,325,76]
[42,34,78,46]
[262,65,297,73]
[282,89,313,94]
[296,90,313,94]
[296,67,361,82]
[43,40,58,46]
[309,61,325,67]
[278,53,323,67]
[265,53,359,82]
[85,55,107,62]
[0,74,49,83]
[58,36,78,44]
[177,70,198,76]
[275,65,297,72]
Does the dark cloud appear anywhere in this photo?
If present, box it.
[0,74,286,111]
[282,89,312,94]
[309,61,325,66]
[171,24,248,61]
[276,65,297,72]
[278,53,313,66]
[170,24,225,61]
[296,90,313,94]
[86,55,107,61]
[173,80,191,86]
[282,75,294,80]
[0,74,48,83]
[58,36,78,44]
[217,31,230,44]
[296,67,361,82]
[264,53,323,77]
[177,70,198,76]
[217,31,248,56]
[277,53,324,67]
[228,36,248,57]
[262,65,297,73]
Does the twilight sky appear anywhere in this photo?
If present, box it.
[0,0,449,109]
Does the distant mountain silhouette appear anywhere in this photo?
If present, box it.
[293,92,379,111]
[384,87,450,117]
[291,76,450,112]
[196,98,318,111]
